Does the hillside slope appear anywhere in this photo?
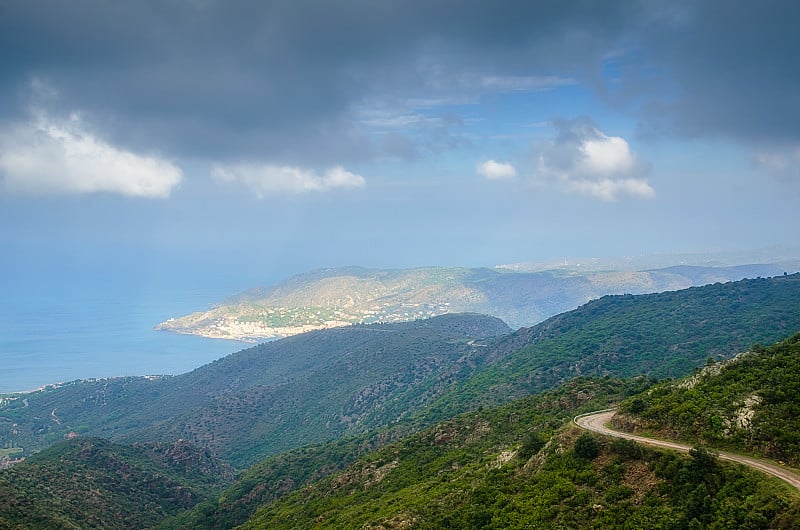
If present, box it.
[191,378,800,530]
[12,355,800,529]
[0,437,233,530]
[170,329,800,529]
[421,274,800,421]
[0,314,510,468]
[615,332,800,466]
[163,377,651,529]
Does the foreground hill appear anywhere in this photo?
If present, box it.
[0,437,233,529]
[156,264,789,340]
[615,332,800,466]
[0,314,511,468]
[167,378,800,529]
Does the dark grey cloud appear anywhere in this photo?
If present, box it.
[0,0,796,167]
[0,0,630,164]
[627,0,800,146]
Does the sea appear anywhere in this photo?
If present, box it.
[0,270,261,394]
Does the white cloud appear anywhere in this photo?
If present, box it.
[211,163,366,197]
[566,178,655,202]
[754,147,800,179]
[477,74,576,92]
[535,118,654,201]
[477,159,517,180]
[580,135,635,175]
[0,111,182,198]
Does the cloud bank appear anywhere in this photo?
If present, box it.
[535,117,654,201]
[211,163,366,197]
[0,111,182,198]
[2,1,794,166]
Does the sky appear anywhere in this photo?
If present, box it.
[1,0,799,289]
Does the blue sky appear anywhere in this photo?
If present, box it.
[1,0,798,287]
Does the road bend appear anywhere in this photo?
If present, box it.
[575,410,800,492]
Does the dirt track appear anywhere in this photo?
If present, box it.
[575,410,800,491]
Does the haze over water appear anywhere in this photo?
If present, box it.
[0,264,266,394]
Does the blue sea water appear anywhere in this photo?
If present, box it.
[0,273,255,394]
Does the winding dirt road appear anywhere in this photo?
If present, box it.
[575,410,800,491]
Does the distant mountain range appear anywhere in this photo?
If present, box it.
[156,263,795,341]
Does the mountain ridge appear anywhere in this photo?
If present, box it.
[156,264,792,341]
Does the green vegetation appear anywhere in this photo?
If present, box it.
[0,314,511,468]
[617,332,800,466]
[7,370,799,529]
[0,447,22,458]
[234,306,346,327]
[162,428,414,529]
[4,299,800,528]
[3,273,800,529]
[422,274,800,422]
[164,377,652,529]
[221,378,800,529]
[0,437,233,529]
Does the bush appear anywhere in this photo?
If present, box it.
[574,433,600,460]
[518,431,546,460]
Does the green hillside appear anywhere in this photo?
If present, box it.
[0,437,233,529]
[9,369,799,529]
[616,332,800,466]
[0,314,511,468]
[185,378,800,530]
[422,274,800,421]
[161,426,417,529]
[164,377,650,529]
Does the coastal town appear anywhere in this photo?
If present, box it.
[156,302,454,341]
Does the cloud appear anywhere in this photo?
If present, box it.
[477,75,575,92]
[477,160,517,180]
[0,111,182,198]
[535,117,654,201]
[754,147,800,180]
[566,178,655,202]
[0,1,632,165]
[211,163,366,197]
[0,1,796,167]
[628,2,800,145]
